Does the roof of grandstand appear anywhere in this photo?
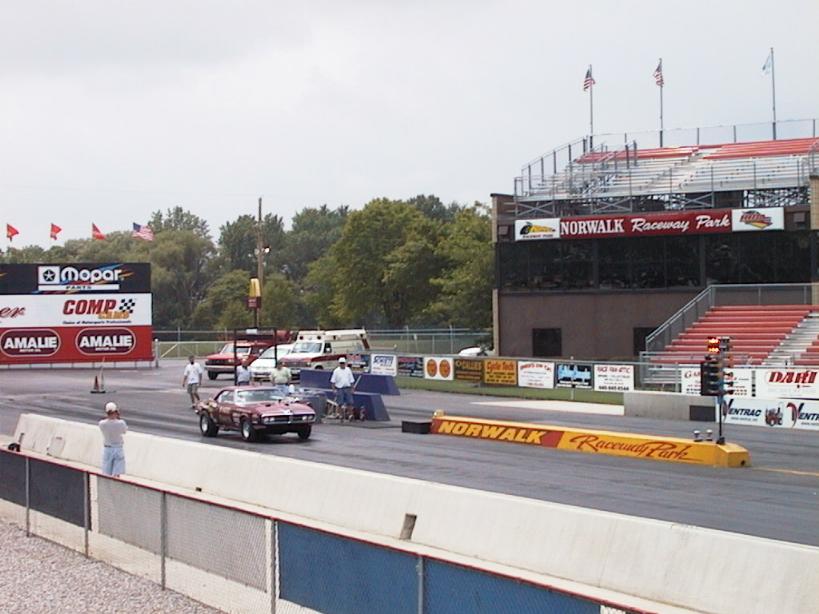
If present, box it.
[512,119,818,217]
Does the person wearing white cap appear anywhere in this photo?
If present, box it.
[330,357,356,419]
[98,402,127,477]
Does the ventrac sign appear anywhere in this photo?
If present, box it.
[514,207,784,241]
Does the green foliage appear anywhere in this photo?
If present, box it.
[283,205,348,281]
[217,213,285,275]
[425,204,493,328]
[149,206,211,239]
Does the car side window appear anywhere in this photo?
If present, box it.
[324,342,332,353]
[219,391,234,404]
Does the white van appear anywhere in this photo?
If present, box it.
[249,343,295,381]
[280,329,369,377]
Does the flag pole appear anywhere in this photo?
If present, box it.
[589,64,594,149]
[659,58,664,147]
[769,47,777,140]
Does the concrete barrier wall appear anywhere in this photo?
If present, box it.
[624,390,714,421]
[13,413,819,614]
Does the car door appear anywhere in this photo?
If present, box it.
[217,390,235,426]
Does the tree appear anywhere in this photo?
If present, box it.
[149,206,211,239]
[425,205,493,328]
[330,198,444,327]
[283,205,348,281]
[260,273,302,329]
[149,230,216,328]
[190,269,250,329]
[217,213,285,275]
[407,194,461,224]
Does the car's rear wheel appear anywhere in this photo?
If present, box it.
[199,413,219,437]
[240,418,257,442]
[297,425,312,440]
[207,371,218,381]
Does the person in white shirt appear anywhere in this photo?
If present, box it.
[99,402,127,477]
[183,355,204,407]
[270,363,292,386]
[330,357,356,416]
[236,357,252,386]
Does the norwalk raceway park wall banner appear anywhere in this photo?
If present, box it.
[0,263,152,364]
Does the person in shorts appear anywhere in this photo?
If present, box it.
[330,357,355,418]
[183,355,204,407]
[99,402,127,477]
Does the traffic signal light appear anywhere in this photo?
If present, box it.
[700,356,721,396]
[723,369,735,396]
[706,337,720,355]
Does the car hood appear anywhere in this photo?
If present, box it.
[250,358,278,369]
[241,401,314,415]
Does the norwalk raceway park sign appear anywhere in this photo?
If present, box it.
[0,263,152,364]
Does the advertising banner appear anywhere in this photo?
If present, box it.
[731,208,784,232]
[483,359,518,386]
[0,325,153,363]
[556,363,592,388]
[755,368,819,399]
[454,358,483,383]
[514,218,560,241]
[397,356,424,378]
[593,364,634,392]
[680,365,702,395]
[559,210,731,240]
[345,353,370,373]
[424,356,454,381]
[517,360,555,389]
[0,263,152,364]
[723,397,819,431]
[370,354,398,376]
[0,263,151,294]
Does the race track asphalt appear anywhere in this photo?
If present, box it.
[1,360,817,546]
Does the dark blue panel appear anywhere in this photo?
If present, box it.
[299,369,333,389]
[355,374,401,396]
[279,523,417,614]
[29,459,86,527]
[0,449,27,506]
[425,559,600,614]
[352,392,391,421]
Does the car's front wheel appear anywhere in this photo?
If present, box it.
[207,371,218,381]
[240,418,258,442]
[297,425,312,440]
[199,413,219,437]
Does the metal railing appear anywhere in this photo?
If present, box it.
[515,118,818,202]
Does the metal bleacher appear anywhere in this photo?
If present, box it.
[514,119,819,215]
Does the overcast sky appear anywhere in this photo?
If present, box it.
[2,0,818,247]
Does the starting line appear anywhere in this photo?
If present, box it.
[430,412,750,468]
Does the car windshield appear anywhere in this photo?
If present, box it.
[218,344,251,355]
[234,389,284,404]
[291,342,322,354]
[260,345,292,359]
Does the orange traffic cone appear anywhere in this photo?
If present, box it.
[90,374,106,394]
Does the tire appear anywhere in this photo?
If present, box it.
[199,413,219,437]
[314,365,323,370]
[240,418,257,442]
[297,425,312,440]
[207,371,218,381]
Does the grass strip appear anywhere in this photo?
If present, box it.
[395,377,623,405]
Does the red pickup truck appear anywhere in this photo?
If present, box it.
[204,341,270,380]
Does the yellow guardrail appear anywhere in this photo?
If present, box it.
[431,412,750,468]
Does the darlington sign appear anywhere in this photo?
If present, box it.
[514,207,784,241]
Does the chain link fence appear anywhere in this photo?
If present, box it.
[0,448,646,614]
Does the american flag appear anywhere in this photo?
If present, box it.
[132,222,154,241]
[653,60,664,87]
[583,67,595,91]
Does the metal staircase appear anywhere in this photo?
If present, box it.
[763,312,819,365]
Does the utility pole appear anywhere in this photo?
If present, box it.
[255,197,263,328]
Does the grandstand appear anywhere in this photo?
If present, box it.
[492,119,819,363]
